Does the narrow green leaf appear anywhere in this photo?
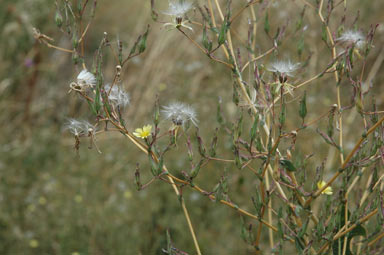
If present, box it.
[138,25,149,53]
[279,159,297,172]
[321,24,327,42]
[297,34,305,57]
[218,20,227,45]
[250,114,259,141]
[299,91,307,120]
[190,159,203,178]
[264,12,270,34]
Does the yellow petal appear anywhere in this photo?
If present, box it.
[143,125,152,132]
[317,181,333,195]
[323,187,333,195]
[317,181,325,190]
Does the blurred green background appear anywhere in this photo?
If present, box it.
[1,0,384,254]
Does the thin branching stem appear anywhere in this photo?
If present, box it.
[305,115,384,207]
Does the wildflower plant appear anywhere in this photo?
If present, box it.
[35,0,384,254]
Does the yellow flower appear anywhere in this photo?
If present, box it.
[317,181,333,195]
[133,125,152,139]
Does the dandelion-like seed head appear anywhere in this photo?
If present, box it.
[164,0,193,18]
[104,84,130,107]
[77,70,97,88]
[162,102,198,127]
[65,119,95,136]
[267,60,300,77]
[133,125,152,139]
[317,181,333,195]
[337,30,366,48]
[163,1,194,31]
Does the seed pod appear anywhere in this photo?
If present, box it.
[264,12,270,34]
[196,130,206,157]
[55,10,63,28]
[148,154,158,176]
[202,24,212,52]
[327,105,337,138]
[250,114,259,141]
[153,96,160,126]
[190,159,203,178]
[216,99,224,125]
[138,25,149,53]
[299,91,307,120]
[232,84,240,105]
[72,32,79,49]
[209,128,218,157]
[218,20,228,45]
[134,164,141,190]
[157,156,164,175]
[279,159,297,172]
[72,51,80,65]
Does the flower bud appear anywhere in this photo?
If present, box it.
[55,10,63,28]
[72,32,79,49]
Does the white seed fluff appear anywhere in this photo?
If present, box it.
[77,70,97,88]
[164,0,193,17]
[267,60,300,77]
[337,30,366,48]
[162,102,198,126]
[104,84,130,107]
[65,119,95,136]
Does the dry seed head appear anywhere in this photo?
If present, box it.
[267,60,300,77]
[164,0,193,18]
[337,30,366,48]
[163,1,194,31]
[162,102,198,127]
[65,119,95,136]
[77,70,97,89]
[104,84,130,107]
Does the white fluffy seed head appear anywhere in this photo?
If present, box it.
[164,0,193,17]
[65,119,95,136]
[267,60,300,77]
[162,102,198,127]
[337,30,366,48]
[77,70,97,88]
[104,84,130,107]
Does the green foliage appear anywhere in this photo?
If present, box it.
[1,0,383,254]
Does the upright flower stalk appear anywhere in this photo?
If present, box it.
[35,0,383,253]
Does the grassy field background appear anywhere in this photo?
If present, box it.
[1,0,384,254]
